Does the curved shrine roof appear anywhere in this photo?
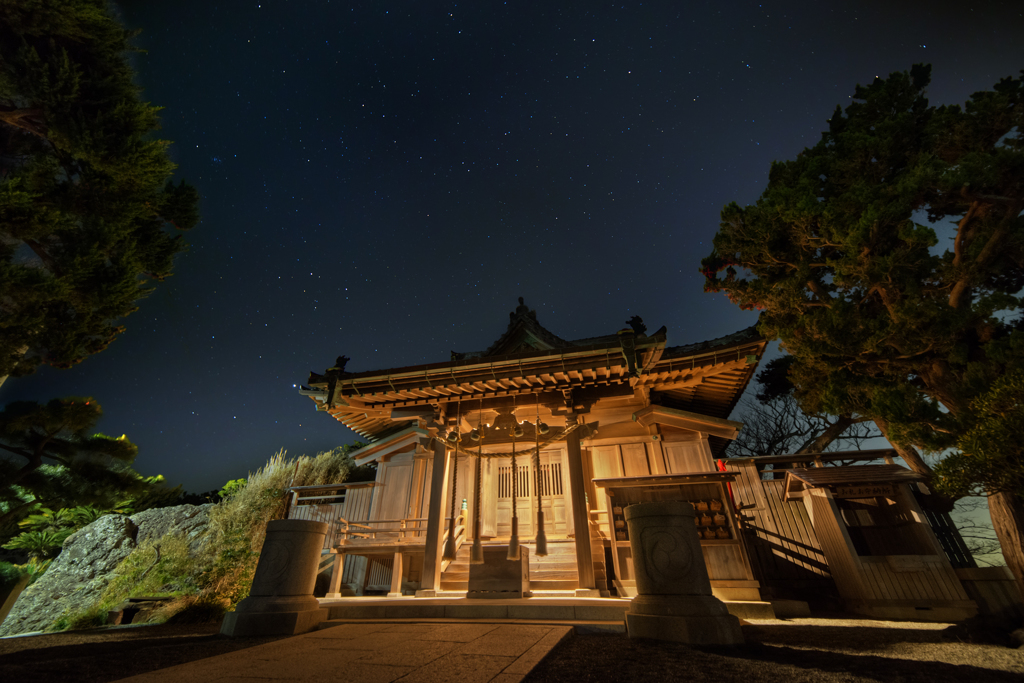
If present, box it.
[301,299,766,441]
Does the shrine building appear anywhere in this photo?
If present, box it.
[293,299,1009,622]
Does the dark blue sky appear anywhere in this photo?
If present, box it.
[6,1,1022,492]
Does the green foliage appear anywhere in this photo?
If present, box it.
[935,371,1024,499]
[48,604,110,633]
[19,505,104,531]
[702,64,1024,489]
[46,534,198,631]
[2,529,71,559]
[200,448,353,605]
[17,557,51,585]
[0,558,50,592]
[0,0,199,378]
[99,535,199,604]
[0,397,151,535]
[3,503,109,559]
[217,478,247,501]
[41,446,358,631]
[0,560,27,592]
[703,64,1024,584]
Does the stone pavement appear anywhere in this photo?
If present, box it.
[113,621,573,683]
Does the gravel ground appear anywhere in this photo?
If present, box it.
[525,617,1024,683]
[0,617,1021,683]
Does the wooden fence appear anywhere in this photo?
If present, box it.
[725,460,838,603]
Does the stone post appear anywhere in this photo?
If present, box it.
[221,519,328,637]
[624,501,743,645]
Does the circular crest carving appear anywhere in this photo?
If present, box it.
[639,527,693,585]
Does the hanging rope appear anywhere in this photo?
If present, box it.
[471,399,484,564]
[533,401,548,556]
[442,400,461,562]
[507,397,521,560]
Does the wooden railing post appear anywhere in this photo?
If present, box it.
[283,489,298,519]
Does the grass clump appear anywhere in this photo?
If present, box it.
[200,448,351,604]
[42,447,354,631]
[45,534,198,631]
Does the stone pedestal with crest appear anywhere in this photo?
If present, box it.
[624,501,743,645]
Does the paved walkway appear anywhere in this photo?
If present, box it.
[114,621,573,683]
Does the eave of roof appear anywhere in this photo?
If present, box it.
[302,306,765,441]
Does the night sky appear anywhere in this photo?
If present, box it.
[6,1,1022,493]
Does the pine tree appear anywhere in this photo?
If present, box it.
[0,0,198,380]
[0,397,145,533]
[702,65,1024,594]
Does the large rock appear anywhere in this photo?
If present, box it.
[0,504,210,636]
[132,504,211,553]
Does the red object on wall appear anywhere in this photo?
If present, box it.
[717,459,737,510]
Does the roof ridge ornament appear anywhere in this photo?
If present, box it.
[510,296,537,323]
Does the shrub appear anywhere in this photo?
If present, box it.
[199,448,351,604]
[41,447,355,631]
[0,561,26,592]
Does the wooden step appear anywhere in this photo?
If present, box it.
[439,580,582,592]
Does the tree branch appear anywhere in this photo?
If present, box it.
[873,415,934,477]
[796,414,856,454]
[0,106,48,139]
[23,239,62,276]
[952,200,981,270]
[949,199,1023,309]
[0,443,33,460]
[806,279,832,304]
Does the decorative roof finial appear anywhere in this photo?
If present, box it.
[510,296,536,322]
[626,316,647,336]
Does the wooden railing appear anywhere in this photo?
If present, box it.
[284,482,379,549]
[336,516,429,542]
[334,512,466,553]
[441,513,467,573]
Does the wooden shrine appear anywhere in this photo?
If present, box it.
[297,299,768,600]
[292,299,996,621]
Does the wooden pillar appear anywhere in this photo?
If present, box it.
[325,550,345,598]
[388,551,404,597]
[565,418,596,592]
[417,437,450,596]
